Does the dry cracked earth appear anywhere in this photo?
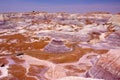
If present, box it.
[0,12,120,80]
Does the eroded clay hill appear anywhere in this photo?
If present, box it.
[0,12,120,80]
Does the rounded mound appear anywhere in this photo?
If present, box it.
[43,38,72,53]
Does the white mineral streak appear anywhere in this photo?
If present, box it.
[0,65,9,78]
[1,51,12,55]
[18,55,67,80]
[18,29,26,33]
[0,39,6,43]
[17,55,56,79]
[56,76,104,80]
[19,55,55,67]
[99,33,106,41]
[45,65,66,80]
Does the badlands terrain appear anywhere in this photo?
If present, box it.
[0,11,120,80]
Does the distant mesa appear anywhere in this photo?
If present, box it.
[117,12,120,15]
[86,11,110,14]
[43,38,72,53]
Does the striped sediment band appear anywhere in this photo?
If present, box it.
[44,38,72,53]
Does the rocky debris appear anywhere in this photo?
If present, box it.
[44,38,72,53]
[87,49,120,80]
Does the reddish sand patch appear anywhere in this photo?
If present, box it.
[8,64,36,80]
[11,56,25,63]
[28,65,49,80]
[0,58,9,66]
